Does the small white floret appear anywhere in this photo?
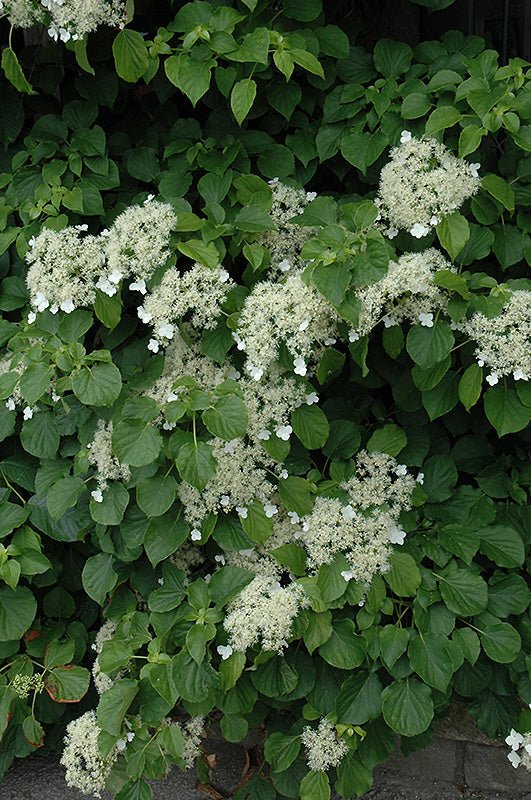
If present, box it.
[91,489,103,503]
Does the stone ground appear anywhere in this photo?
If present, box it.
[1,733,530,800]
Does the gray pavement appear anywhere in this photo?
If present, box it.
[1,735,529,800]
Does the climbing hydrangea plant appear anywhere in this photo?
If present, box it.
[0,1,529,798]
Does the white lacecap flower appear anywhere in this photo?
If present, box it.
[324,337,336,346]
[166,392,179,402]
[147,338,160,353]
[129,279,147,294]
[60,298,76,313]
[217,644,233,660]
[341,570,355,581]
[395,464,407,476]
[191,529,202,541]
[51,392,60,402]
[418,311,434,327]
[416,472,424,485]
[144,193,155,204]
[508,751,521,768]
[156,323,175,340]
[34,292,49,312]
[341,505,356,521]
[513,369,528,381]
[236,506,248,519]
[400,130,412,143]
[108,270,122,285]
[275,424,292,441]
[91,489,103,503]
[288,511,300,524]
[158,578,164,585]
[96,277,117,297]
[429,215,440,225]
[162,421,177,431]
[383,315,398,328]
[247,363,264,381]
[137,306,152,323]
[293,357,307,376]
[306,191,317,202]
[278,259,292,272]
[23,406,34,420]
[219,268,230,283]
[258,429,271,441]
[5,398,16,411]
[506,730,524,750]
[264,503,278,518]
[27,311,36,324]
[469,162,481,178]
[410,222,430,238]
[305,392,319,405]
[220,495,230,507]
[298,319,310,331]
[386,227,399,239]
[279,469,288,479]
[215,554,226,565]
[349,330,361,342]
[233,332,246,350]
[50,304,59,314]
[387,522,406,545]
[486,372,499,386]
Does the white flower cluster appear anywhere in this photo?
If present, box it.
[87,420,131,497]
[60,710,117,798]
[301,718,348,772]
[462,290,531,384]
[258,179,317,275]
[505,728,531,771]
[223,574,309,653]
[235,273,338,380]
[91,620,118,695]
[140,263,233,353]
[178,437,273,528]
[0,0,126,42]
[241,372,311,447]
[376,132,480,238]
[180,717,205,769]
[11,672,45,700]
[26,200,177,315]
[349,249,454,339]
[104,200,177,283]
[298,451,414,584]
[26,226,105,314]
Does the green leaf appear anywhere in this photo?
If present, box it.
[367,424,407,457]
[97,679,139,736]
[421,454,457,502]
[425,106,462,136]
[290,49,324,79]
[319,619,366,669]
[175,441,216,491]
[300,771,330,800]
[230,78,257,125]
[251,657,298,697]
[303,610,333,654]
[264,732,301,773]
[278,476,313,517]
[89,484,128,529]
[19,364,52,406]
[336,752,373,798]
[381,678,434,736]
[340,131,388,174]
[21,413,60,459]
[47,477,85,520]
[437,563,488,616]
[0,585,36,640]
[401,92,431,119]
[291,405,329,449]
[484,385,530,437]
[112,30,149,82]
[379,626,409,668]
[177,239,220,269]
[458,124,485,158]
[203,395,248,440]
[458,363,483,411]
[95,291,122,331]
[436,212,470,260]
[384,552,421,597]
[145,513,189,567]
[241,501,274,546]
[72,363,122,407]
[115,780,152,800]
[271,543,307,576]
[136,474,177,518]
[336,671,382,724]
[406,321,454,369]
[477,525,524,567]
[82,553,118,605]
[165,54,214,106]
[480,622,521,663]
[373,39,412,77]
[22,716,44,747]
[481,174,515,212]
[45,665,90,703]
[1,48,36,94]
[408,633,454,691]
[112,420,162,466]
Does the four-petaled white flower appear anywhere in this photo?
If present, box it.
[23,406,34,420]
[395,464,407,476]
[219,268,230,283]
[341,570,355,582]
[486,372,499,386]
[387,522,406,545]
[129,279,147,294]
[236,506,248,518]
[418,312,434,327]
[305,392,319,405]
[505,729,524,750]
[341,505,356,521]
[469,162,481,178]
[275,424,292,441]
[257,429,271,441]
[91,489,103,503]
[137,306,152,323]
[264,503,278,518]
[278,259,291,272]
[410,222,430,239]
[217,644,233,660]
[190,529,202,541]
[147,338,160,353]
[400,130,412,143]
[156,322,174,340]
[293,357,307,376]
